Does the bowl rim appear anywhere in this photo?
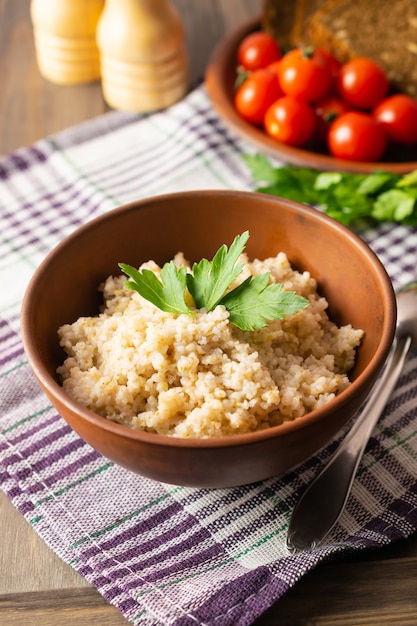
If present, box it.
[205,15,417,175]
[21,189,397,450]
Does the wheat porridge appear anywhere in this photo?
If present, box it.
[57,248,363,438]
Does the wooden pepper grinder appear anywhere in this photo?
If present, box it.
[96,0,189,112]
[30,0,104,84]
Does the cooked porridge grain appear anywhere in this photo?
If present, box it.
[57,251,363,437]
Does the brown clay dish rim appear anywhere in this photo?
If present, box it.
[205,16,417,175]
[21,190,396,450]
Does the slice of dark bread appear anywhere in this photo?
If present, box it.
[262,0,323,49]
[262,0,300,49]
[291,0,325,46]
[307,0,417,96]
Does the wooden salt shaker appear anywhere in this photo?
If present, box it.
[30,0,104,84]
[96,0,189,112]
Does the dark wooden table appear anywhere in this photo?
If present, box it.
[1,1,417,624]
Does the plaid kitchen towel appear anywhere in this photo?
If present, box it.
[1,83,417,626]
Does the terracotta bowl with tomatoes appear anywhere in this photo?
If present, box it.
[205,16,417,173]
[21,190,396,487]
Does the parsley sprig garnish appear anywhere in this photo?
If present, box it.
[119,232,309,331]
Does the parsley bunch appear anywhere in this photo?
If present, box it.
[119,232,309,331]
[243,153,417,228]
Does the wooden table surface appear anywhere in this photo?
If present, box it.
[1,1,417,624]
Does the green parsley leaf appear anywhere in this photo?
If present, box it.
[243,154,320,205]
[242,153,280,186]
[118,262,192,316]
[371,189,415,222]
[220,273,310,331]
[314,171,343,190]
[243,153,417,228]
[397,169,417,187]
[119,232,310,331]
[357,171,399,195]
[187,231,249,311]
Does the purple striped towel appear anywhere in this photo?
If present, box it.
[1,84,417,625]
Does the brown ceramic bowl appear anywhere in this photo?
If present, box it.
[21,190,396,487]
[205,16,417,174]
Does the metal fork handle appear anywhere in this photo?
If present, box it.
[286,333,412,553]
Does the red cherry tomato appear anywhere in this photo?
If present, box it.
[315,47,341,80]
[264,96,316,146]
[237,32,281,71]
[314,47,341,95]
[265,59,283,77]
[314,96,351,143]
[373,94,417,146]
[327,111,387,162]
[337,58,389,109]
[278,47,333,103]
[234,68,282,125]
